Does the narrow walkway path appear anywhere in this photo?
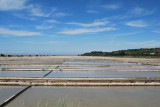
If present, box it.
[0,65,61,107]
[0,85,31,107]
[43,66,59,77]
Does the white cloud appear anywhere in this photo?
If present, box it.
[28,5,46,17]
[58,27,116,35]
[67,20,109,27]
[126,20,148,27]
[28,5,57,17]
[53,12,69,17]
[44,19,59,23]
[0,0,27,11]
[13,13,36,20]
[130,7,155,16]
[0,27,41,36]
[28,5,68,17]
[101,4,120,10]
[0,0,68,18]
[113,32,140,37]
[35,25,53,29]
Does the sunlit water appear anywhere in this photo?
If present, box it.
[0,71,47,77]
[0,59,160,107]
[5,86,160,107]
[1,71,160,78]
[0,86,24,105]
[47,71,160,78]
[0,66,56,69]
[62,66,160,70]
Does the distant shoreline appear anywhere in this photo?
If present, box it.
[80,48,160,58]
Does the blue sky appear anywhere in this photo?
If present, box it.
[0,0,160,55]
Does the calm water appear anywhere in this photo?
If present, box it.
[47,71,160,78]
[0,71,47,77]
[1,71,160,78]
[0,86,24,105]
[62,66,160,70]
[5,86,160,107]
[0,66,56,69]
[0,62,61,65]
[65,61,125,64]
[64,63,141,65]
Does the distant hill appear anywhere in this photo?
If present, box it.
[80,48,160,57]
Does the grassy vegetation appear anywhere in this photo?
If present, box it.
[22,97,82,107]
[81,48,160,58]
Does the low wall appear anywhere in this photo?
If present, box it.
[0,77,160,86]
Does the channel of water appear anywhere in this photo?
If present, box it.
[0,57,160,107]
[47,71,160,78]
[3,86,160,107]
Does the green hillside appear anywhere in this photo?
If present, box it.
[81,48,160,57]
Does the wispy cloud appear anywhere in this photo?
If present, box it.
[0,0,67,18]
[67,19,109,27]
[23,41,61,44]
[123,40,160,47]
[0,27,42,36]
[28,5,57,17]
[130,7,155,16]
[35,25,53,29]
[152,30,160,34]
[35,19,59,29]
[126,20,148,27]
[86,10,98,13]
[0,0,27,11]
[28,5,69,17]
[58,27,116,35]
[101,4,120,10]
[13,13,36,20]
[113,32,140,37]
[1,25,24,28]
[105,7,155,20]
[48,41,60,44]
[44,19,59,23]
[53,12,69,17]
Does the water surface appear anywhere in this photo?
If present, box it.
[62,66,160,70]
[6,86,160,107]
[0,71,47,77]
[47,71,160,78]
[0,86,24,105]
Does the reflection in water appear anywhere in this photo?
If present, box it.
[1,70,160,78]
[0,71,47,77]
[6,86,160,107]
[47,71,160,78]
[0,66,56,69]
[62,66,160,70]
[0,86,24,104]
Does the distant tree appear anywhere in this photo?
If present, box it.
[8,55,12,57]
[0,54,5,57]
[80,48,160,57]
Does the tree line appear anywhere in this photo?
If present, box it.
[80,48,160,57]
